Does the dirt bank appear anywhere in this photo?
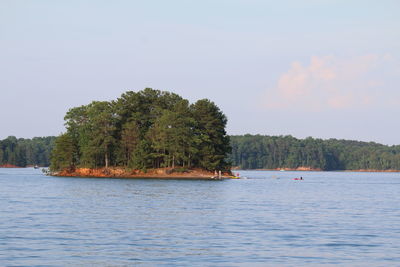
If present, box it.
[52,167,233,179]
[0,164,21,168]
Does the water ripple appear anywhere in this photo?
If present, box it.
[0,169,399,266]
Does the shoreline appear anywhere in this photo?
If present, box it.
[51,176,233,180]
[247,168,400,173]
[0,164,22,168]
[50,167,235,180]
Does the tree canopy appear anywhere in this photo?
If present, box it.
[50,88,231,171]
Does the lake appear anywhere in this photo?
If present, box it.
[1,168,399,266]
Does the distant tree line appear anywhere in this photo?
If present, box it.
[228,135,400,170]
[0,136,55,167]
[50,88,231,171]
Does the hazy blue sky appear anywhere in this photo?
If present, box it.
[1,0,399,144]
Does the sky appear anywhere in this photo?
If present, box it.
[1,0,399,144]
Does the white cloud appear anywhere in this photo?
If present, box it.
[264,54,397,111]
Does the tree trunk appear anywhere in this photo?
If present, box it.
[105,152,109,168]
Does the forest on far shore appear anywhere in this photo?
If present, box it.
[228,135,400,171]
[0,136,55,167]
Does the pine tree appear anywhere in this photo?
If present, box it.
[191,99,231,171]
[50,133,76,171]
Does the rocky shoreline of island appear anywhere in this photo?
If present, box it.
[49,167,235,180]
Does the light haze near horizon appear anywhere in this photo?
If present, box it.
[1,1,399,145]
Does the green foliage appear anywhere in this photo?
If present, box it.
[229,135,400,171]
[117,120,140,166]
[86,101,117,168]
[0,136,55,167]
[191,99,231,170]
[49,133,75,171]
[148,100,195,168]
[50,88,232,171]
[129,139,153,171]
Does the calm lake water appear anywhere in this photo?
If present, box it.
[1,168,399,266]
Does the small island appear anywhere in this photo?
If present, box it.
[50,88,234,179]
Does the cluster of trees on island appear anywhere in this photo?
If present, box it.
[0,136,55,167]
[229,135,400,171]
[50,88,231,172]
